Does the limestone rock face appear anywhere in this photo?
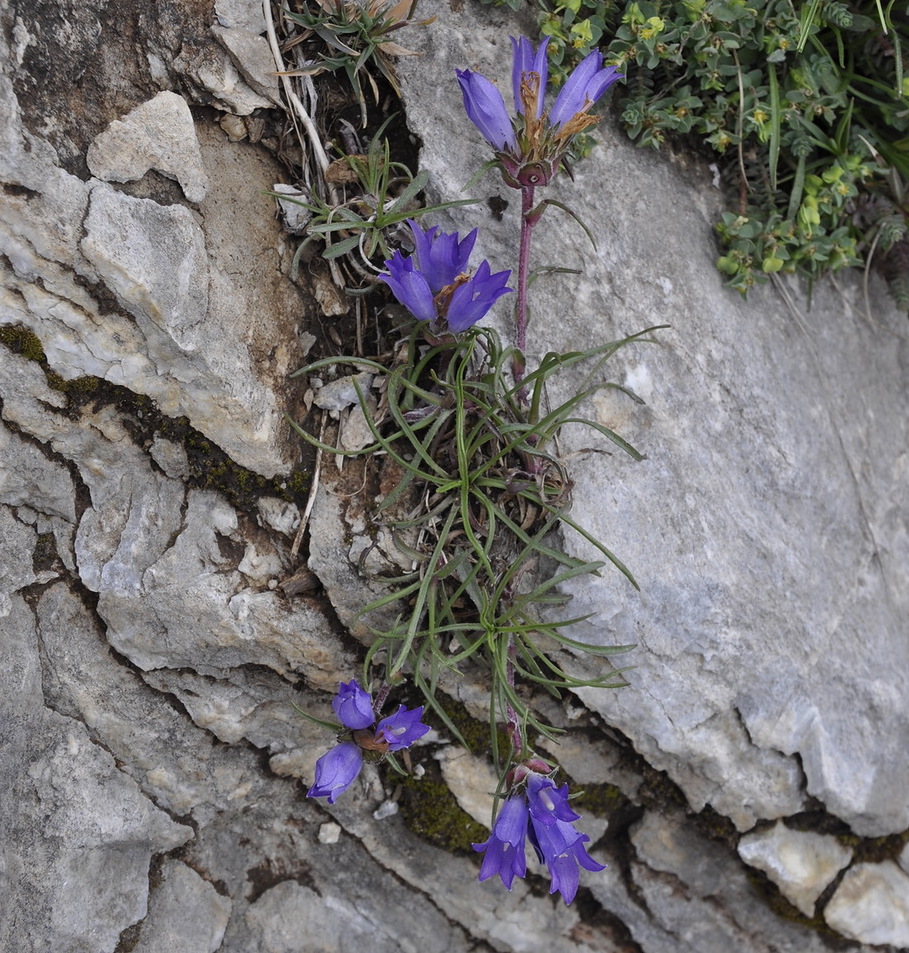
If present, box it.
[2,0,907,951]
[737,823,853,917]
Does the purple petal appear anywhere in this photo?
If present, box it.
[472,796,529,890]
[527,775,582,825]
[379,252,438,323]
[456,69,517,153]
[547,851,581,904]
[332,679,375,729]
[549,50,622,128]
[510,35,549,117]
[376,705,430,751]
[446,261,512,333]
[307,742,363,803]
[408,219,478,293]
[529,815,586,862]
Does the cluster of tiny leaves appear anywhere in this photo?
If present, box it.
[481,0,909,304]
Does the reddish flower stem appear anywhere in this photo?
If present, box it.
[512,184,537,390]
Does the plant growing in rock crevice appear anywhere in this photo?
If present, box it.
[290,29,660,903]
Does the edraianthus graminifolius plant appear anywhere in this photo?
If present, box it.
[307,679,429,803]
[379,219,512,333]
[457,36,622,188]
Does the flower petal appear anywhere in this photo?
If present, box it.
[456,69,517,153]
[510,35,549,117]
[307,742,363,803]
[379,251,438,323]
[332,679,375,729]
[550,50,622,128]
[376,704,431,751]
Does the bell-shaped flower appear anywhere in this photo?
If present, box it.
[473,795,529,890]
[380,221,512,334]
[376,705,431,751]
[456,35,623,188]
[446,260,512,333]
[332,679,376,729]
[455,70,517,153]
[307,741,363,804]
[410,220,478,292]
[549,48,622,130]
[528,812,606,905]
[306,680,430,804]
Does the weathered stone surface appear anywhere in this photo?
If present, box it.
[614,812,868,953]
[87,91,211,202]
[737,822,852,916]
[824,861,909,947]
[397,0,909,837]
[131,860,232,953]
[0,17,307,477]
[0,579,193,953]
[212,26,281,105]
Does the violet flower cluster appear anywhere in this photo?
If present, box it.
[379,219,511,333]
[474,764,605,904]
[457,36,622,188]
[307,679,430,803]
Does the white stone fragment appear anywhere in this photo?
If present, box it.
[212,26,281,104]
[372,800,399,821]
[313,373,373,412]
[237,541,284,584]
[272,184,312,234]
[150,435,190,480]
[318,822,341,844]
[737,822,852,916]
[824,861,909,947]
[257,497,300,536]
[87,91,210,202]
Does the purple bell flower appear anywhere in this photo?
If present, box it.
[332,679,375,729]
[307,681,430,804]
[528,817,606,904]
[410,221,478,292]
[456,35,623,189]
[446,260,512,333]
[455,70,517,153]
[379,221,512,334]
[472,768,606,903]
[473,795,529,890]
[376,705,431,751]
[549,49,622,130]
[307,741,363,804]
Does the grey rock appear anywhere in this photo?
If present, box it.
[86,91,211,202]
[215,0,268,34]
[610,812,864,953]
[212,26,281,105]
[272,184,312,234]
[824,861,909,946]
[313,371,374,411]
[131,860,231,953]
[737,823,852,917]
[0,580,192,953]
[1,31,307,477]
[81,185,210,353]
